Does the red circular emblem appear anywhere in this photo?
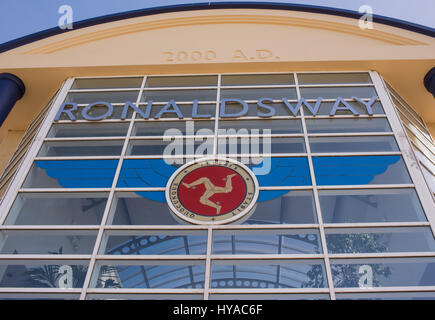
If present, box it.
[166,158,259,224]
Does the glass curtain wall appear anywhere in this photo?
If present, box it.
[0,72,434,300]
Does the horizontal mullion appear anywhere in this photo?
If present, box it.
[304,114,386,119]
[0,288,82,294]
[18,188,111,193]
[53,119,131,123]
[220,84,296,89]
[115,187,166,192]
[210,254,324,262]
[143,86,218,90]
[68,88,141,93]
[104,224,319,232]
[34,156,121,161]
[217,134,304,138]
[85,288,204,294]
[129,135,215,140]
[209,288,330,294]
[298,83,375,88]
[323,221,430,229]
[307,132,395,137]
[95,255,207,262]
[310,152,402,157]
[258,186,313,191]
[222,153,308,158]
[0,254,91,261]
[316,184,415,190]
[44,137,127,142]
[335,286,435,293]
[329,252,435,259]
[0,225,100,231]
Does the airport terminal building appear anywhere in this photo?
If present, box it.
[0,3,434,300]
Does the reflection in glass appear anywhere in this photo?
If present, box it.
[108,192,178,225]
[133,120,215,136]
[306,118,392,133]
[331,258,435,288]
[38,140,124,157]
[211,261,327,288]
[336,292,435,300]
[71,77,143,89]
[218,119,302,134]
[300,87,377,99]
[309,136,399,153]
[313,155,412,185]
[102,231,207,255]
[48,123,129,138]
[5,193,108,225]
[210,293,330,300]
[221,74,294,86]
[309,101,384,116]
[23,160,118,188]
[246,190,317,224]
[65,91,139,104]
[146,75,217,87]
[127,138,213,156]
[212,229,321,254]
[297,73,372,85]
[325,227,435,253]
[92,262,205,289]
[141,89,217,102]
[319,189,427,223]
[0,261,89,288]
[0,231,97,254]
[220,88,297,100]
[218,137,305,155]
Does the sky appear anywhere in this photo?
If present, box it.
[0,0,434,45]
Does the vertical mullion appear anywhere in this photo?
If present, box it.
[79,76,147,300]
[294,73,336,300]
[203,227,213,300]
[213,75,221,157]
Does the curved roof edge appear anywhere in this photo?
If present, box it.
[1,1,434,54]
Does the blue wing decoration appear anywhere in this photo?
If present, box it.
[313,155,404,185]
[35,160,118,188]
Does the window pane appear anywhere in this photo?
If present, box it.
[306,118,392,133]
[300,87,377,99]
[213,229,322,254]
[101,231,207,255]
[221,74,294,86]
[218,137,306,155]
[5,193,108,225]
[225,102,301,117]
[141,89,217,102]
[309,136,399,153]
[71,77,143,89]
[38,140,124,157]
[91,261,205,289]
[325,227,435,253]
[127,138,213,156]
[246,190,317,224]
[220,88,297,100]
[250,157,312,187]
[108,192,178,225]
[133,120,215,136]
[331,257,435,288]
[211,260,327,288]
[298,73,372,85]
[23,160,118,188]
[0,261,89,288]
[218,119,303,134]
[0,230,97,254]
[117,160,179,188]
[313,156,412,185]
[48,123,129,138]
[65,91,139,104]
[319,189,427,223]
[145,75,217,87]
